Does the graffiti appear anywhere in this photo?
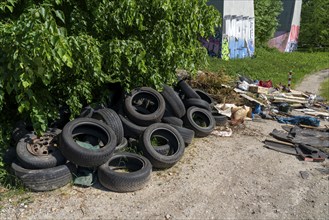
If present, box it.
[268,0,302,53]
[201,15,254,60]
[221,36,229,61]
[268,31,290,52]
[285,25,300,52]
[269,25,300,52]
[200,29,222,58]
[222,15,255,59]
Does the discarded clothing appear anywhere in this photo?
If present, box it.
[76,141,100,150]
[258,80,273,88]
[275,115,320,127]
[73,167,96,187]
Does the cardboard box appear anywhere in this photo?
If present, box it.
[248,85,269,94]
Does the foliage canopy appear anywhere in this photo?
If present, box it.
[0,0,220,133]
[254,0,283,47]
[299,0,329,49]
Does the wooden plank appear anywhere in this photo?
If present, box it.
[240,94,265,106]
[264,138,295,147]
[294,108,316,112]
[304,111,329,117]
[271,97,308,104]
[281,93,308,101]
[233,88,247,94]
[289,89,309,98]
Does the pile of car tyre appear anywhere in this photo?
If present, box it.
[10,79,227,192]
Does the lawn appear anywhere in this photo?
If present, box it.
[202,47,329,89]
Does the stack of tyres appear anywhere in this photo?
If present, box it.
[9,81,217,193]
[11,128,74,192]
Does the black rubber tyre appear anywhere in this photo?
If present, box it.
[183,107,215,137]
[124,87,165,126]
[98,152,152,192]
[162,116,184,127]
[212,113,228,126]
[114,137,128,153]
[119,114,147,138]
[3,147,17,165]
[11,161,74,192]
[161,85,186,118]
[153,144,171,155]
[79,106,94,118]
[171,125,195,146]
[177,80,201,99]
[183,98,211,111]
[140,123,185,169]
[91,108,124,144]
[16,129,66,169]
[194,89,214,104]
[60,118,117,167]
[12,127,30,144]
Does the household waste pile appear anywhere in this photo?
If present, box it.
[8,80,229,192]
[234,75,329,161]
[235,75,329,125]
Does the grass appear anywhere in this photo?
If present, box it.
[320,77,329,101]
[202,47,329,89]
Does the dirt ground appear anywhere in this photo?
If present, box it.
[1,70,329,220]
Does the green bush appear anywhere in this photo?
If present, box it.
[0,0,220,133]
[254,0,283,47]
[299,0,329,49]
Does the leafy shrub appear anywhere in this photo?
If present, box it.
[0,0,220,134]
[254,0,283,47]
[299,0,329,50]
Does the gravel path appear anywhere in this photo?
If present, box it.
[295,69,329,95]
[0,70,328,220]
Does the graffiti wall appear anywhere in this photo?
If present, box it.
[268,24,300,53]
[268,31,290,52]
[268,0,302,52]
[200,29,222,58]
[204,0,255,60]
[222,15,255,60]
[285,25,300,52]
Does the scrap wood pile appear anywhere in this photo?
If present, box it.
[231,74,329,162]
[234,75,329,125]
[6,79,233,193]
[186,70,329,162]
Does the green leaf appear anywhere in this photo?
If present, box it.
[40,7,46,19]
[6,5,13,12]
[54,10,65,24]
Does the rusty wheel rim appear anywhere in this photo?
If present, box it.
[26,133,58,156]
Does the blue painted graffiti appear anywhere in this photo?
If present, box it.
[223,15,255,59]
[200,28,222,58]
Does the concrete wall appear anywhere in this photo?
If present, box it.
[223,0,254,17]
